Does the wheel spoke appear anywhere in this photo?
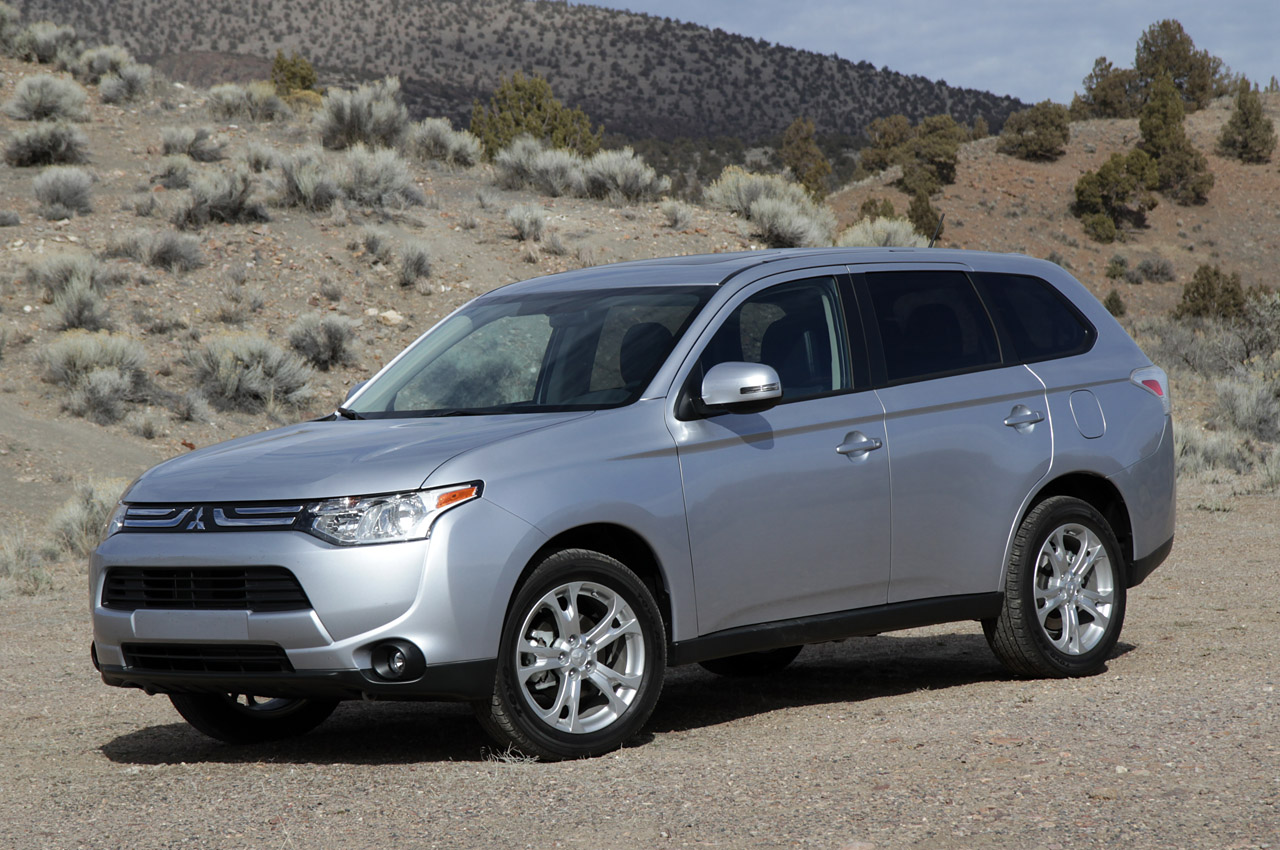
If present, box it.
[585,601,642,651]
[1063,603,1082,654]
[1075,593,1110,629]
[1036,592,1065,626]
[517,646,568,684]
[1071,529,1103,578]
[1045,528,1070,574]
[552,582,584,635]
[588,664,638,716]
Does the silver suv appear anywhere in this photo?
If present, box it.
[91,248,1175,759]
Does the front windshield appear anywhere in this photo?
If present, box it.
[347,286,711,417]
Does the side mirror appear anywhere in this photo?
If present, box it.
[344,380,368,403]
[701,362,782,409]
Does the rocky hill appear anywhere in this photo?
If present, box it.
[12,0,1024,141]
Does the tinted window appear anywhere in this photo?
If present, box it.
[700,276,852,400]
[973,272,1095,362]
[864,271,1001,383]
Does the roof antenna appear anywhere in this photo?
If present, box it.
[928,212,945,249]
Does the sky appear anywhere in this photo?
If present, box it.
[583,0,1278,104]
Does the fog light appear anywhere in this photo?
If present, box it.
[370,639,425,681]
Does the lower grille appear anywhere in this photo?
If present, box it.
[121,643,294,674]
[103,566,310,612]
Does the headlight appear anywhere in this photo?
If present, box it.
[105,503,128,538]
[303,483,481,546]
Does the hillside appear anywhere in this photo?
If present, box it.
[12,0,1024,141]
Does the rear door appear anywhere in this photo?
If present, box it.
[853,266,1052,603]
[669,270,891,635]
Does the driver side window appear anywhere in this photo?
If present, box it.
[700,277,852,401]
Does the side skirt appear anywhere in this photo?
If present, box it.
[669,593,1003,666]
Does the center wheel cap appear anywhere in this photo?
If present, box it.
[570,647,588,667]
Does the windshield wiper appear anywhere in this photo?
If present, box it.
[335,407,365,420]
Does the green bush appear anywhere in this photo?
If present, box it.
[1217,79,1277,164]
[3,74,86,121]
[99,64,152,104]
[173,167,270,229]
[1105,255,1129,279]
[406,117,482,168]
[836,216,927,247]
[4,122,87,167]
[189,335,312,412]
[907,191,942,242]
[340,144,424,208]
[34,165,92,218]
[1140,74,1213,205]
[1134,19,1224,111]
[1073,149,1159,239]
[1103,289,1127,317]
[1174,264,1246,320]
[1136,257,1175,283]
[858,197,896,222]
[470,71,602,159]
[287,314,357,370]
[271,49,316,95]
[996,101,1071,161]
[1072,58,1141,119]
[318,77,408,150]
[779,116,831,199]
[1082,212,1117,243]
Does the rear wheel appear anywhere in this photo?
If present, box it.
[984,496,1126,678]
[169,693,338,744]
[476,548,666,760]
[698,645,802,677]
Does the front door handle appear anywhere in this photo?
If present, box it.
[1004,405,1045,432]
[836,431,883,456]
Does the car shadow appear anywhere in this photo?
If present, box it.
[100,632,1134,766]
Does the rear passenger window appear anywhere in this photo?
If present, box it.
[973,273,1096,362]
[864,271,1001,383]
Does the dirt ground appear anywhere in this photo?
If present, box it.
[0,479,1275,850]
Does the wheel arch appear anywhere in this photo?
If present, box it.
[511,523,675,644]
[1021,473,1134,564]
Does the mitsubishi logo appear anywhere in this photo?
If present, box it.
[184,507,208,531]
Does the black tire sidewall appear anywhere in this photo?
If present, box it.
[494,549,666,758]
[1014,498,1127,675]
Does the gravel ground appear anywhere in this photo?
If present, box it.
[1,484,1276,850]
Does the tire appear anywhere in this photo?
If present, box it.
[698,645,803,677]
[169,693,338,744]
[476,548,666,760]
[984,496,1127,678]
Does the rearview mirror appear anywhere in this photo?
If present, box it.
[701,362,782,409]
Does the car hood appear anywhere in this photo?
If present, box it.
[126,412,593,503]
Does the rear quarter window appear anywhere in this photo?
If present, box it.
[973,272,1096,363]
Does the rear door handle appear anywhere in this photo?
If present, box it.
[836,431,883,456]
[1004,405,1045,431]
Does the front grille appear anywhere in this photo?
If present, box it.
[103,567,311,612]
[120,503,305,533]
[122,643,294,673]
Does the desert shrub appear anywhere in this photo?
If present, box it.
[340,144,424,208]
[243,141,277,173]
[660,199,691,229]
[275,148,340,211]
[1214,376,1280,442]
[1081,212,1117,243]
[357,226,395,265]
[507,204,546,241]
[1175,426,1252,476]
[288,314,357,370]
[582,147,669,202]
[705,165,809,217]
[406,117,482,167]
[0,211,18,226]
[469,70,601,159]
[151,155,192,189]
[1218,80,1277,163]
[39,329,145,390]
[1140,74,1214,205]
[1173,264,1246,320]
[779,116,832,199]
[748,196,834,248]
[397,241,432,288]
[212,282,265,324]
[18,21,77,64]
[29,253,122,302]
[1103,289,1127,317]
[4,122,87,166]
[33,165,92,218]
[836,216,927,247]
[161,126,224,162]
[997,101,1071,161]
[50,481,120,554]
[1136,257,1175,283]
[907,191,942,242]
[53,277,110,330]
[0,532,55,597]
[1105,255,1129,279]
[3,74,86,121]
[189,334,312,411]
[73,44,132,84]
[1073,149,1159,240]
[172,391,212,423]
[529,147,586,197]
[858,197,896,222]
[99,64,152,104]
[0,3,22,55]
[318,77,409,150]
[271,49,316,95]
[544,230,567,256]
[206,82,289,122]
[105,230,204,272]
[173,166,270,229]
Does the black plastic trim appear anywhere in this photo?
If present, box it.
[1128,534,1173,588]
[669,593,1003,666]
[98,657,497,702]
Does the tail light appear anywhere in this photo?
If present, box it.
[1130,366,1171,415]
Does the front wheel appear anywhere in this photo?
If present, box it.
[169,693,338,743]
[984,496,1127,678]
[476,549,666,760]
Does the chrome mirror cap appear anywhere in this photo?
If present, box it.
[701,362,783,407]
